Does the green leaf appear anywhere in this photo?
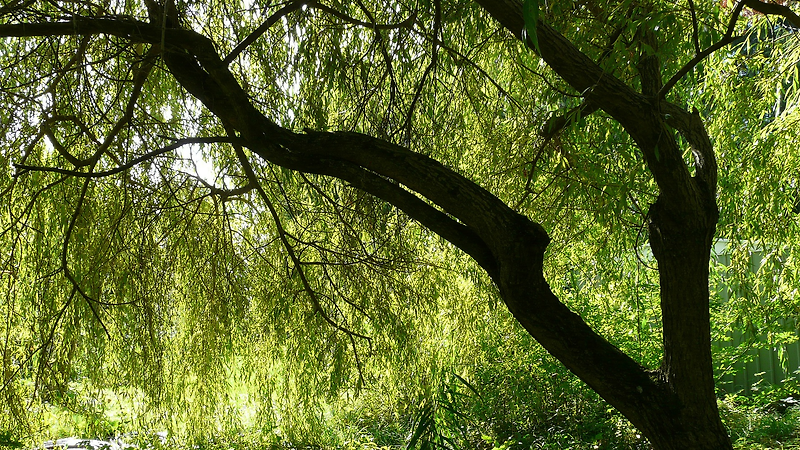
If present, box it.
[523,0,541,54]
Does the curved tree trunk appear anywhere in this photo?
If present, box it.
[482,208,733,449]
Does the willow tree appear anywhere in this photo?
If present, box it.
[2,0,800,448]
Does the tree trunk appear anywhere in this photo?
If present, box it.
[484,203,732,449]
[645,196,731,450]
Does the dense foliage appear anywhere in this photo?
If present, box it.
[1,0,800,448]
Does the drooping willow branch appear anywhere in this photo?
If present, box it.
[657,0,746,100]
[61,169,111,338]
[14,136,238,178]
[0,286,77,396]
[232,135,372,343]
[397,0,441,140]
[224,0,416,65]
[412,30,523,111]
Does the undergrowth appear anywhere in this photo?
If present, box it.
[5,361,800,449]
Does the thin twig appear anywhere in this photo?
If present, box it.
[308,0,415,31]
[422,31,524,110]
[14,136,238,178]
[688,0,701,55]
[354,0,399,136]
[232,136,371,342]
[224,1,304,64]
[396,0,441,141]
[658,0,746,99]
[224,1,416,65]
[61,174,111,339]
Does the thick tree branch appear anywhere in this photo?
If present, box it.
[661,104,718,191]
[254,145,501,276]
[470,4,732,447]
[743,0,800,27]
[636,28,662,96]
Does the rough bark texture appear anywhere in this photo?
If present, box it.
[0,1,737,448]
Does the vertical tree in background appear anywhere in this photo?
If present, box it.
[1,0,800,448]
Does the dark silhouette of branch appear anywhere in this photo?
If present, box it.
[0,0,36,16]
[657,0,747,100]
[224,0,416,65]
[224,1,304,64]
[309,0,415,30]
[397,0,441,140]
[688,0,701,54]
[14,137,237,178]
[743,0,800,27]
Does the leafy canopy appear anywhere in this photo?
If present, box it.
[0,0,799,444]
